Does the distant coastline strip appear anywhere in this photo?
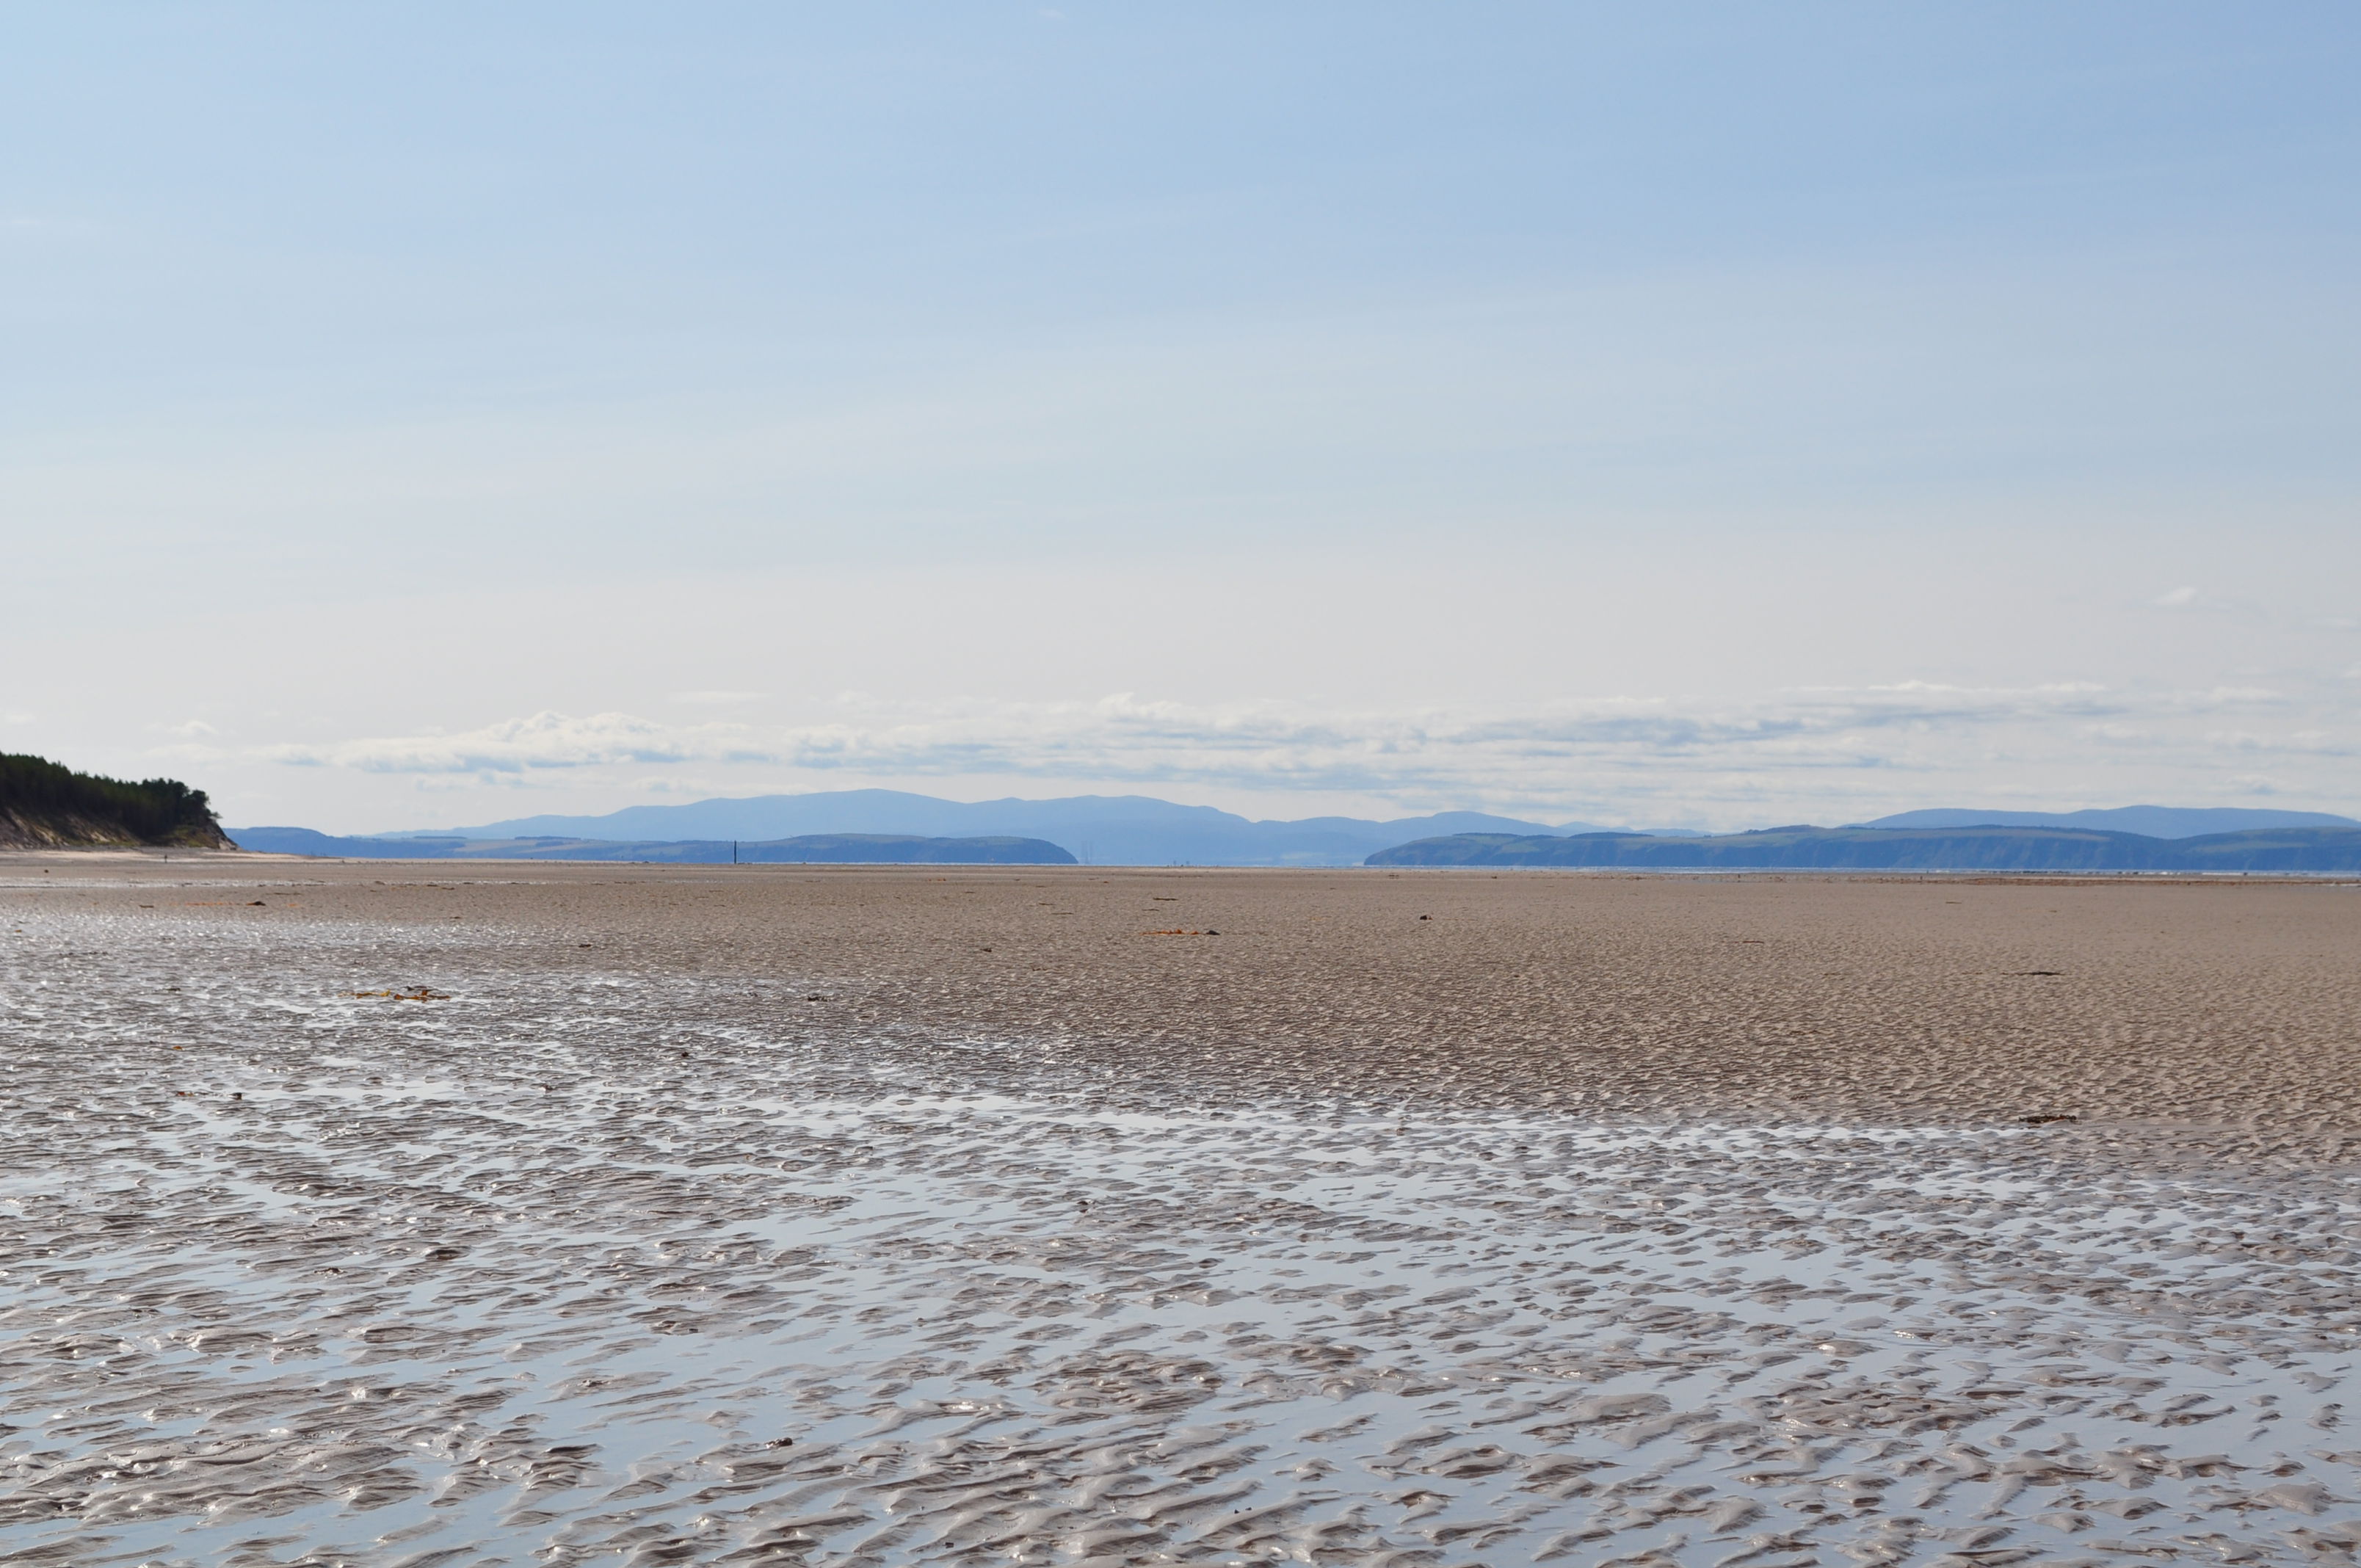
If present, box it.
[228,829,1077,865]
[1365,825,2361,873]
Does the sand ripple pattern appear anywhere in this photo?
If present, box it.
[5,905,2360,1566]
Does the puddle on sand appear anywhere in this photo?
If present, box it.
[3,910,2360,1567]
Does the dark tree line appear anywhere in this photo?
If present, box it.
[0,753,222,842]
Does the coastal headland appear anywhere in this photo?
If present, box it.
[0,754,231,850]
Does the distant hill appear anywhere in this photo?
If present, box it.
[233,828,1076,865]
[1863,805,2360,838]
[1,753,232,849]
[1369,824,2361,872]
[242,788,2361,867]
[347,789,1614,867]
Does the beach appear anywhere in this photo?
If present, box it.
[5,857,2360,1565]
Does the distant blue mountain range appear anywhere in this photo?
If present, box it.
[228,791,2358,867]
[1859,806,2358,838]
[237,790,1632,867]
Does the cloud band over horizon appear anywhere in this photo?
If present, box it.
[167,678,2352,829]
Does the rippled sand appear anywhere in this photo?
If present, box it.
[5,856,2360,1566]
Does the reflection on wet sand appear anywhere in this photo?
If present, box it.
[4,863,2359,1565]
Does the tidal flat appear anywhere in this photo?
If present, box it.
[4,857,2360,1567]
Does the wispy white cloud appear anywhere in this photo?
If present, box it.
[246,680,2340,815]
[267,711,714,773]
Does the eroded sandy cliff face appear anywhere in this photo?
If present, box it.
[0,809,233,849]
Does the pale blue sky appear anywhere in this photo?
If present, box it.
[6,4,2357,830]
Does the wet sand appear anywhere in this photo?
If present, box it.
[5,857,2360,1565]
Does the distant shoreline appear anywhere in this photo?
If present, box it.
[10,846,2357,888]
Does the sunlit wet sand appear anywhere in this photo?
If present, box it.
[5,857,2360,1566]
